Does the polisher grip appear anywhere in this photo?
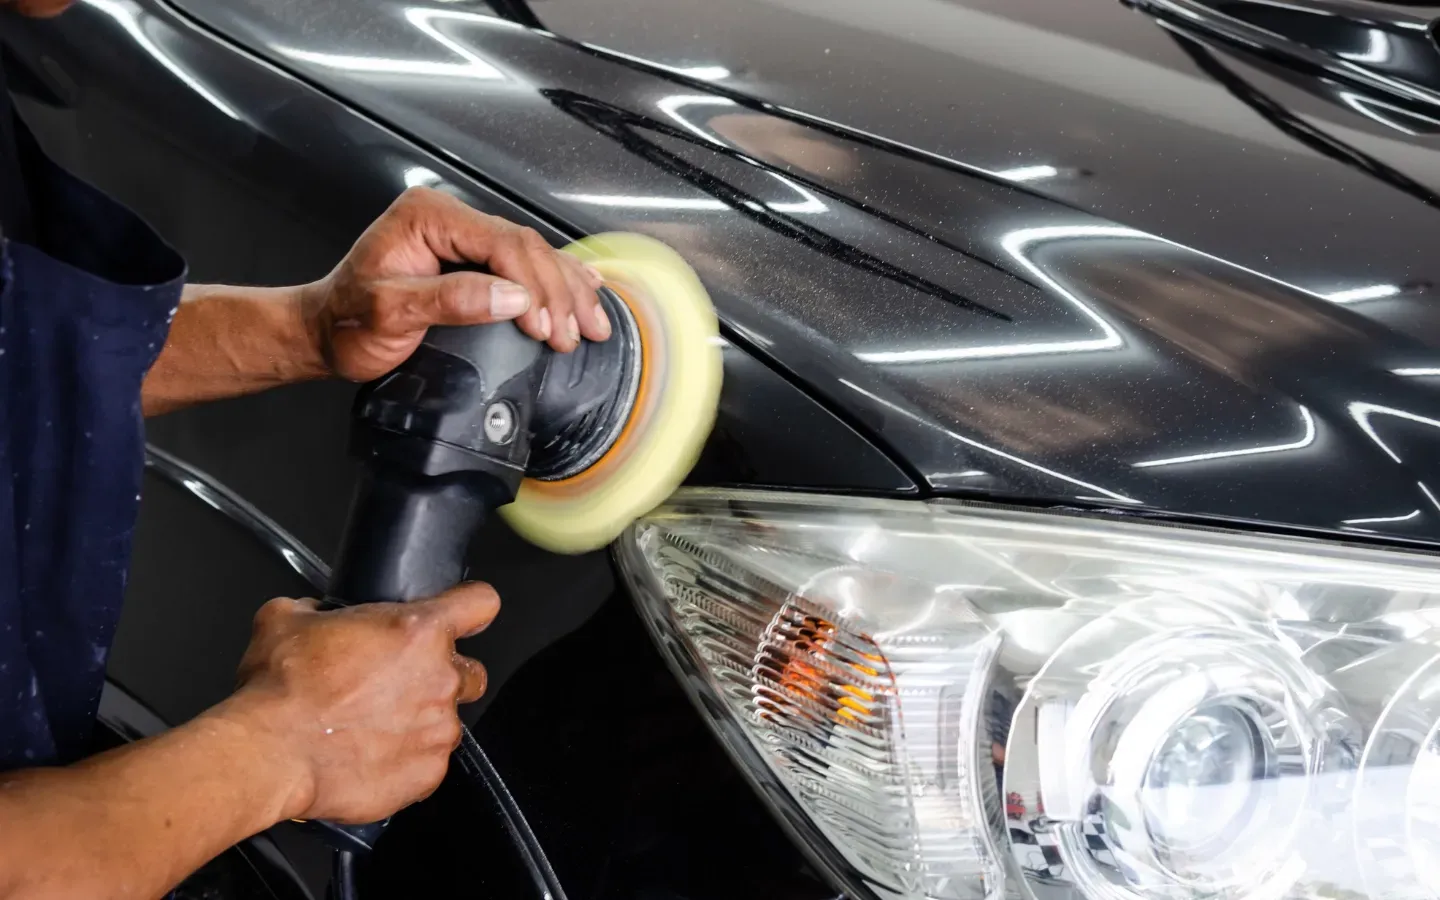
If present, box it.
[308,318,552,855]
[302,467,501,855]
[326,467,491,606]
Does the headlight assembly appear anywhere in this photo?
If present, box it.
[615,489,1440,900]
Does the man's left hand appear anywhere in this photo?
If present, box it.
[302,186,611,383]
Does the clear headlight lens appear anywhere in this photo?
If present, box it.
[615,489,1440,900]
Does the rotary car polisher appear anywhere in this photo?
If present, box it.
[332,231,721,597]
[307,232,722,864]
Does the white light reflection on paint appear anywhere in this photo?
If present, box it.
[1394,368,1440,377]
[274,49,501,79]
[725,322,773,349]
[1419,482,1440,513]
[552,194,727,210]
[857,224,1129,364]
[655,94,735,144]
[747,186,827,213]
[994,164,1060,182]
[1316,26,1440,108]
[1336,91,1440,136]
[654,95,827,214]
[83,0,241,119]
[760,179,826,213]
[403,166,443,188]
[406,8,512,75]
[858,223,1343,366]
[552,190,828,215]
[1323,283,1402,304]
[576,42,1075,191]
[181,479,224,513]
[1347,400,1440,463]
[556,95,826,214]
[1342,509,1421,528]
[1337,29,1391,64]
[275,7,508,80]
[579,42,739,83]
[838,378,1140,505]
[1133,406,1316,469]
[674,66,731,81]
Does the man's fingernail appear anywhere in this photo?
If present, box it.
[567,314,580,344]
[537,308,553,338]
[594,306,611,339]
[585,265,604,288]
[490,282,530,318]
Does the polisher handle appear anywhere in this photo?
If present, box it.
[299,466,516,855]
[304,318,552,856]
[306,286,628,857]
[326,466,492,606]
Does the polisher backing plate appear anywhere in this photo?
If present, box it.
[498,232,723,554]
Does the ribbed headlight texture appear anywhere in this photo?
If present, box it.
[615,489,1440,900]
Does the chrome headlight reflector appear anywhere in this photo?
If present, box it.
[616,490,1440,900]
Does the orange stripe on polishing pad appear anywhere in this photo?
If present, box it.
[520,282,652,498]
[498,233,722,554]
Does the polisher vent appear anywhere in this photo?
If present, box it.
[532,406,607,475]
[526,286,642,482]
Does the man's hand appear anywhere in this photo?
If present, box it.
[302,187,610,382]
[225,582,500,824]
[144,187,612,415]
[0,583,499,900]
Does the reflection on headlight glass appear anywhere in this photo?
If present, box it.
[616,489,1440,900]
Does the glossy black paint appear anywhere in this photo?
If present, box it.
[1,1,907,896]
[104,0,1440,542]
[10,0,1440,896]
[1135,0,1440,105]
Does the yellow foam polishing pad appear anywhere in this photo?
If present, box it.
[498,232,723,554]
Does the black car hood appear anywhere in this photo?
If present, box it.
[168,0,1440,543]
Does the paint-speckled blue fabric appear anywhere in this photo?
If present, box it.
[0,109,185,768]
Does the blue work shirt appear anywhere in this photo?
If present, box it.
[0,60,185,768]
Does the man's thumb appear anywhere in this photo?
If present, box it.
[422,581,502,639]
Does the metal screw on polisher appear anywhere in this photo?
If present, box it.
[483,402,516,445]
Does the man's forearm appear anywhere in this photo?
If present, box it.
[142,284,327,417]
[0,694,309,900]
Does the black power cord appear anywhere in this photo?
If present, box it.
[330,850,357,900]
[323,723,566,900]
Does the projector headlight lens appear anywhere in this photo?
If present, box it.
[1142,701,1265,854]
[616,490,1440,900]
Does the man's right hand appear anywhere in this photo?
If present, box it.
[0,583,497,899]
[223,582,499,824]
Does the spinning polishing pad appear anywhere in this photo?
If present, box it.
[499,233,723,554]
